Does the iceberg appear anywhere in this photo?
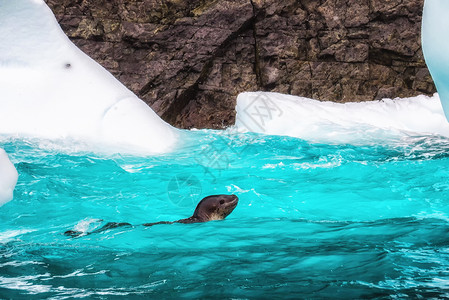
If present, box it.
[422,0,449,122]
[0,149,18,206]
[0,0,178,154]
[235,92,449,144]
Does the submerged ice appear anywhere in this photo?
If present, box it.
[0,149,18,206]
[0,0,178,154]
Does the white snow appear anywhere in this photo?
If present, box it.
[0,0,178,154]
[422,0,449,122]
[0,149,18,206]
[235,92,449,144]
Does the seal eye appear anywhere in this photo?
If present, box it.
[219,200,225,205]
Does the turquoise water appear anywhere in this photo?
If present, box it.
[1,130,449,299]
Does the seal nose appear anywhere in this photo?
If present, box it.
[230,194,238,201]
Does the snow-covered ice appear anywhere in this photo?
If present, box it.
[0,149,18,206]
[235,92,449,144]
[0,0,178,154]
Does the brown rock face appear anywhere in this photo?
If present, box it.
[45,0,435,129]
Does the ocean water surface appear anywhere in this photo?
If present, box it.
[1,130,449,299]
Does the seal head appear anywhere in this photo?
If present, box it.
[190,194,239,222]
[144,194,239,225]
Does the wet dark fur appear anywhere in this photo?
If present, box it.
[64,194,238,237]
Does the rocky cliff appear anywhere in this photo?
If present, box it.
[45,0,435,129]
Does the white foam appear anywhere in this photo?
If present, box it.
[235,92,449,144]
[0,229,33,243]
[422,0,449,122]
[0,149,18,206]
[0,0,178,154]
[73,218,103,235]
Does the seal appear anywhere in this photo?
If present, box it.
[64,194,238,237]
